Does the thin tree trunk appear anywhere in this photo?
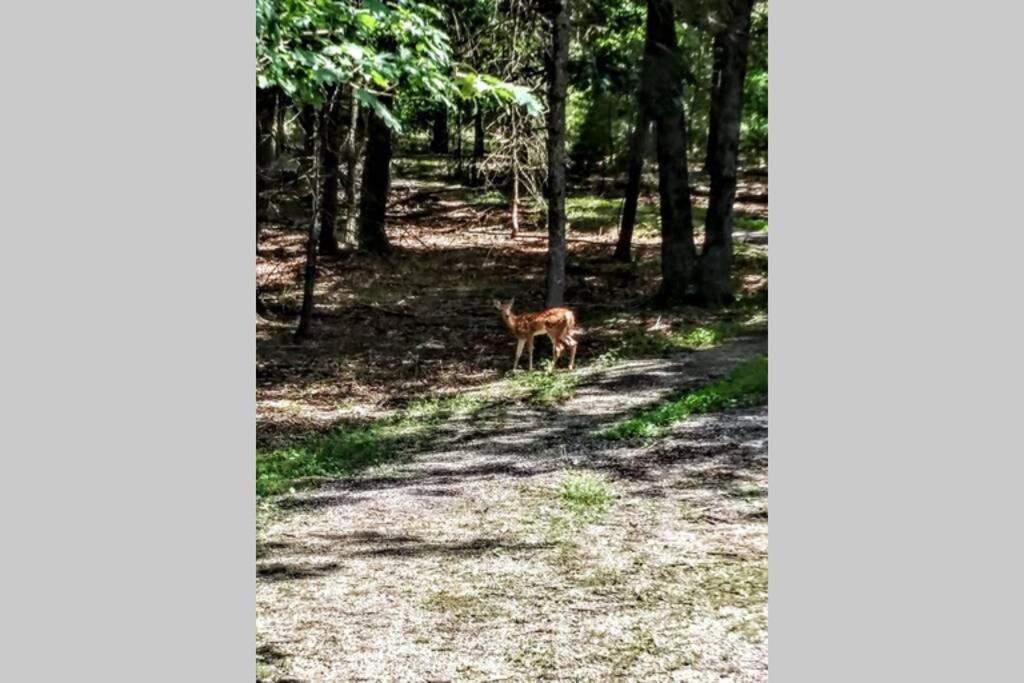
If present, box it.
[341,91,361,245]
[430,107,449,153]
[703,38,726,175]
[470,106,485,186]
[257,88,277,316]
[455,105,464,177]
[295,115,321,340]
[299,105,316,158]
[698,0,755,307]
[257,88,276,222]
[544,0,571,308]
[358,96,394,255]
[275,89,287,156]
[298,104,317,216]
[511,165,521,239]
[510,110,522,239]
[646,0,698,305]
[317,88,343,257]
[613,104,651,262]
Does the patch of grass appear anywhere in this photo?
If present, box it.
[580,565,627,589]
[696,560,768,611]
[677,322,740,349]
[557,471,613,515]
[604,319,746,362]
[729,614,768,643]
[256,391,488,496]
[600,356,768,440]
[605,628,660,676]
[735,215,768,232]
[565,195,712,235]
[423,589,500,622]
[504,364,581,406]
[461,187,507,208]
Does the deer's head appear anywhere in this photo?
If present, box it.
[492,298,515,316]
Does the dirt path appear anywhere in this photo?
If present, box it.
[257,334,768,682]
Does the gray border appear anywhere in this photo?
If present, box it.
[4,0,1024,680]
[772,1,1024,680]
[1,1,254,680]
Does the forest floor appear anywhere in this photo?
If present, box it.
[256,151,768,682]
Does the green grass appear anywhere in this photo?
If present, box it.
[600,356,768,440]
[423,590,500,621]
[257,366,586,496]
[600,319,746,364]
[735,216,768,232]
[563,194,766,235]
[460,187,508,208]
[557,471,613,515]
[505,364,581,405]
[563,195,677,235]
[256,392,487,496]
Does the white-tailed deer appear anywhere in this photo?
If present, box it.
[493,298,578,372]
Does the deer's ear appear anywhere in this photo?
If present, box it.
[509,297,515,308]
[492,299,502,309]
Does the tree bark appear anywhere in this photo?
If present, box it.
[295,116,321,340]
[454,105,464,177]
[358,96,394,255]
[646,0,698,305]
[470,106,485,186]
[299,105,316,159]
[275,88,288,156]
[703,37,726,175]
[544,0,571,308]
[698,0,754,307]
[613,104,651,262]
[257,88,276,222]
[317,89,344,257]
[341,91,361,245]
[510,110,521,239]
[430,107,449,153]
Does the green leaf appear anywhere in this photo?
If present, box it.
[354,88,402,133]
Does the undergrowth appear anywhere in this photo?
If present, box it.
[505,363,581,406]
[258,366,585,496]
[557,471,613,515]
[600,356,768,440]
[256,392,487,496]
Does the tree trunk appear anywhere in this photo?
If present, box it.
[317,89,344,257]
[698,0,755,307]
[341,91,361,245]
[275,89,288,156]
[511,167,521,239]
[358,96,394,255]
[257,88,276,222]
[613,104,651,262]
[470,106,485,186]
[299,105,316,159]
[295,116,321,340]
[646,0,698,305]
[454,105,464,177]
[430,107,448,153]
[544,0,571,308]
[510,111,523,239]
[703,37,725,176]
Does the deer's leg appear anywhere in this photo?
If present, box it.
[565,336,577,370]
[513,339,525,371]
[527,337,534,371]
[549,334,561,371]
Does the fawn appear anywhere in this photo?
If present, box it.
[493,298,578,372]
